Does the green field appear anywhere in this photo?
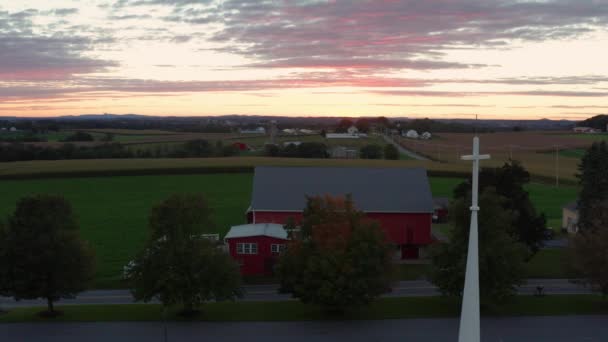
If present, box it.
[0,174,577,287]
[0,174,253,287]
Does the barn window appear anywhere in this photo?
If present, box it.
[236,243,258,255]
[271,244,286,254]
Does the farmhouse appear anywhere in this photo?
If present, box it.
[246,167,434,259]
[224,223,288,276]
[562,201,579,234]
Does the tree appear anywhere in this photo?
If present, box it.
[429,189,528,303]
[62,131,94,142]
[125,194,242,315]
[360,144,383,159]
[264,143,280,157]
[0,195,94,315]
[355,118,370,133]
[384,144,399,160]
[577,141,608,231]
[577,114,608,131]
[277,195,392,312]
[453,160,546,255]
[569,200,608,295]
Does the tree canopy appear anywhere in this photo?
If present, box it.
[577,141,608,231]
[277,195,393,312]
[360,144,383,159]
[384,144,399,160]
[0,195,95,315]
[125,194,242,315]
[569,200,608,295]
[429,188,528,303]
[453,160,546,255]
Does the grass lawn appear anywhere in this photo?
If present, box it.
[396,264,430,280]
[524,249,568,278]
[0,174,576,287]
[2,295,608,323]
[0,174,253,288]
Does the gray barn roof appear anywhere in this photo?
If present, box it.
[250,167,434,213]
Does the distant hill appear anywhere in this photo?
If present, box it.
[577,114,608,131]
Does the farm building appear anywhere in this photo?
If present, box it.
[404,130,419,139]
[432,197,449,223]
[573,126,600,134]
[562,201,579,234]
[246,167,434,259]
[326,133,360,139]
[232,142,250,151]
[240,127,266,134]
[224,223,289,276]
[421,132,432,140]
[347,126,359,134]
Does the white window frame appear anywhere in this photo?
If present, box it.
[271,244,286,254]
[236,242,258,255]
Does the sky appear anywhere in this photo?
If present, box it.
[1,0,607,119]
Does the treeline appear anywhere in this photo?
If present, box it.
[264,142,329,158]
[263,142,399,160]
[577,114,608,131]
[0,140,239,162]
[0,118,233,134]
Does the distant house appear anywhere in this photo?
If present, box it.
[330,146,358,159]
[283,141,302,147]
[224,223,288,276]
[562,201,579,234]
[404,130,419,139]
[246,167,435,259]
[299,129,314,134]
[432,197,449,223]
[240,127,266,134]
[421,132,432,140]
[282,128,296,134]
[9,127,17,132]
[347,126,359,135]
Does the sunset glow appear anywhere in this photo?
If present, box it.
[1,0,607,119]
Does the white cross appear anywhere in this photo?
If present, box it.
[458,136,490,342]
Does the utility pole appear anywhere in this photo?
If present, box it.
[555,145,559,187]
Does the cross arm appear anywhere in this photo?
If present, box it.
[461,154,490,161]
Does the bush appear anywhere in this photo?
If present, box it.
[360,144,383,159]
[384,144,399,160]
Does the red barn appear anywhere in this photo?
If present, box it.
[224,223,288,276]
[246,167,434,259]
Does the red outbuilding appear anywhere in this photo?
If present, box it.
[232,142,250,151]
[246,167,434,260]
[224,223,288,276]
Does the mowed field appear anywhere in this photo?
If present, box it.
[0,173,577,287]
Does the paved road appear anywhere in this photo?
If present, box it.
[0,279,591,308]
[2,316,608,341]
[382,134,429,160]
